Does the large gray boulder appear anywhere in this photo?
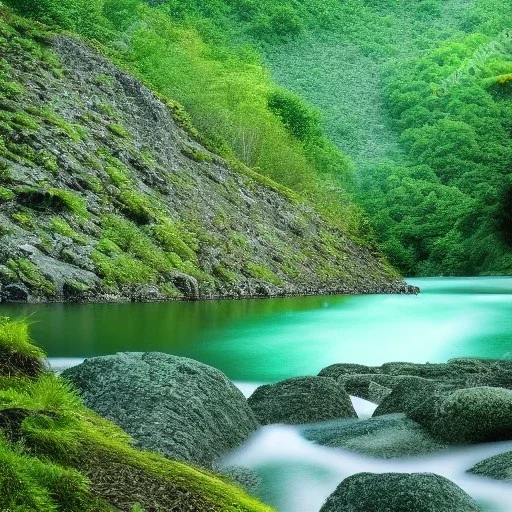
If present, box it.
[320,472,481,512]
[409,386,512,444]
[247,376,356,425]
[62,352,258,467]
[302,414,449,458]
[373,376,440,416]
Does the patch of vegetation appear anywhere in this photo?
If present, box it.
[148,219,198,262]
[11,210,36,229]
[181,145,213,163]
[118,189,159,224]
[107,122,131,139]
[16,187,88,218]
[37,106,87,141]
[0,185,14,201]
[245,262,283,286]
[0,317,275,511]
[7,258,57,296]
[51,217,88,245]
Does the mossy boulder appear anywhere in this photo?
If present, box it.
[373,376,440,416]
[62,352,259,467]
[247,376,356,425]
[319,472,481,512]
[318,363,378,379]
[368,381,392,404]
[302,413,449,458]
[337,374,407,401]
[409,386,512,444]
[468,451,512,481]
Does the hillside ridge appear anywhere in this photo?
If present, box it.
[0,13,413,303]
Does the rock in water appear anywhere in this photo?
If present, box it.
[468,451,512,481]
[373,376,440,416]
[247,376,357,425]
[409,386,512,443]
[320,472,481,512]
[62,352,258,467]
[302,414,449,458]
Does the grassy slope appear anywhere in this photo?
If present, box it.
[0,316,274,512]
[149,0,512,276]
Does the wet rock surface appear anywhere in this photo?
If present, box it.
[302,413,449,458]
[319,472,481,512]
[247,376,357,425]
[62,352,259,468]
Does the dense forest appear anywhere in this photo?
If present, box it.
[5,0,512,276]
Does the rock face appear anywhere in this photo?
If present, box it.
[468,451,512,481]
[62,352,258,467]
[320,472,481,512]
[373,376,440,416]
[0,15,412,303]
[302,414,449,458]
[247,376,357,425]
[319,359,512,402]
[410,386,512,444]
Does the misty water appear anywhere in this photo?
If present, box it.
[1,276,511,510]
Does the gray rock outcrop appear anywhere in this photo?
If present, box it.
[62,352,258,467]
[247,376,357,425]
[320,472,481,512]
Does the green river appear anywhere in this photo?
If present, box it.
[0,277,511,380]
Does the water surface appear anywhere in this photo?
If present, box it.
[1,277,511,381]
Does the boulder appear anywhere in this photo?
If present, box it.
[62,352,258,467]
[409,386,512,444]
[247,376,356,425]
[367,381,392,404]
[302,413,449,458]
[1,283,30,302]
[319,472,481,512]
[468,451,512,481]
[373,376,440,416]
[318,363,378,379]
[338,374,407,401]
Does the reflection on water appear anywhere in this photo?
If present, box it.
[221,423,512,512]
[1,277,511,381]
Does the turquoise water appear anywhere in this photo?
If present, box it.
[0,276,510,380]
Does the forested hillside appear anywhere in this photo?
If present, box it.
[127,0,512,277]
[0,3,410,302]
[4,0,511,278]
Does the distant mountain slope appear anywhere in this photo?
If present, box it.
[0,11,410,302]
[138,0,512,277]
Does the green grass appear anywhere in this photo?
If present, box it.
[0,317,275,511]
[7,258,57,297]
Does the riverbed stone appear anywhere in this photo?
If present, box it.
[338,374,407,400]
[468,451,512,481]
[373,376,440,416]
[409,386,512,444]
[302,413,449,458]
[62,352,258,467]
[247,376,356,425]
[318,363,378,379]
[319,472,481,512]
[368,381,392,404]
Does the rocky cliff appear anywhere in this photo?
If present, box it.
[0,10,413,302]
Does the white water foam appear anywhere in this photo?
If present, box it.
[221,424,512,512]
[46,357,85,373]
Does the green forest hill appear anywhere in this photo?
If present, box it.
[1,0,511,293]
[0,1,413,302]
[135,0,512,277]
